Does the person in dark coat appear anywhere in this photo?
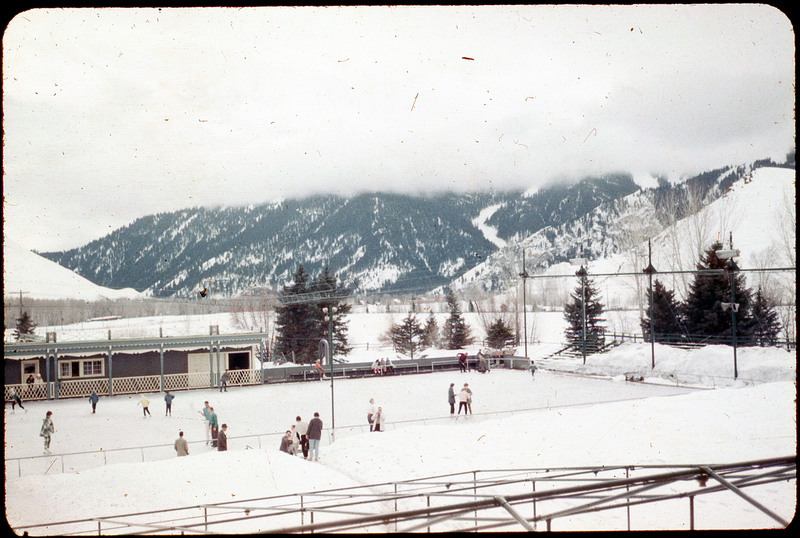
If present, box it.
[88,391,99,413]
[209,407,219,447]
[217,424,228,451]
[448,383,456,414]
[164,391,175,416]
[10,388,24,410]
[279,430,294,454]
[306,412,323,461]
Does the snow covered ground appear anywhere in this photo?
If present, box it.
[4,314,796,532]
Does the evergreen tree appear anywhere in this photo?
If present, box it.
[563,273,606,353]
[390,312,425,358]
[14,311,37,342]
[682,242,752,342]
[640,279,685,342]
[421,312,440,349]
[274,264,316,363]
[486,318,515,349]
[312,264,352,358]
[442,289,473,350]
[747,288,782,347]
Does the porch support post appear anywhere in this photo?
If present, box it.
[108,348,114,396]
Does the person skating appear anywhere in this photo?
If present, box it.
[530,361,537,380]
[10,388,25,411]
[174,431,189,456]
[219,370,229,392]
[88,391,99,413]
[40,411,55,454]
[164,391,175,416]
[138,395,151,417]
[307,412,323,461]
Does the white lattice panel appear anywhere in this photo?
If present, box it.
[229,369,260,385]
[111,375,161,395]
[57,378,110,398]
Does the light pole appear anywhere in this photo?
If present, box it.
[643,240,657,369]
[322,306,337,434]
[518,250,530,358]
[715,248,740,379]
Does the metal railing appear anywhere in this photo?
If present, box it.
[10,456,794,534]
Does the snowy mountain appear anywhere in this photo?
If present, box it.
[27,158,797,301]
[448,162,796,299]
[2,238,141,301]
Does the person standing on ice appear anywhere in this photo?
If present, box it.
[529,361,537,380]
[209,407,219,447]
[367,398,376,431]
[219,370,229,392]
[217,424,228,451]
[88,391,99,413]
[174,431,189,456]
[373,407,384,432]
[295,416,309,458]
[40,410,55,453]
[307,412,323,461]
[138,395,151,417]
[448,383,456,414]
[164,391,175,416]
[199,401,212,445]
[457,385,470,414]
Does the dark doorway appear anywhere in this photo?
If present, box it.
[228,352,250,370]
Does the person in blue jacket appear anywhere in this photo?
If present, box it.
[88,391,99,413]
[529,361,537,380]
[164,391,175,416]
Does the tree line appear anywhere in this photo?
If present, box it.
[562,241,784,351]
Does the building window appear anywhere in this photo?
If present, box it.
[58,359,104,379]
[83,360,103,376]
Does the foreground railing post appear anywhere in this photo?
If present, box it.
[689,495,695,530]
[626,467,631,531]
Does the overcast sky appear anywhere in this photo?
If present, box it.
[2,5,795,252]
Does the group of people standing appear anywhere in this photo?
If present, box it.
[448,382,473,414]
[280,412,324,460]
[199,400,227,450]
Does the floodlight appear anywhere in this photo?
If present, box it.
[715,249,740,260]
